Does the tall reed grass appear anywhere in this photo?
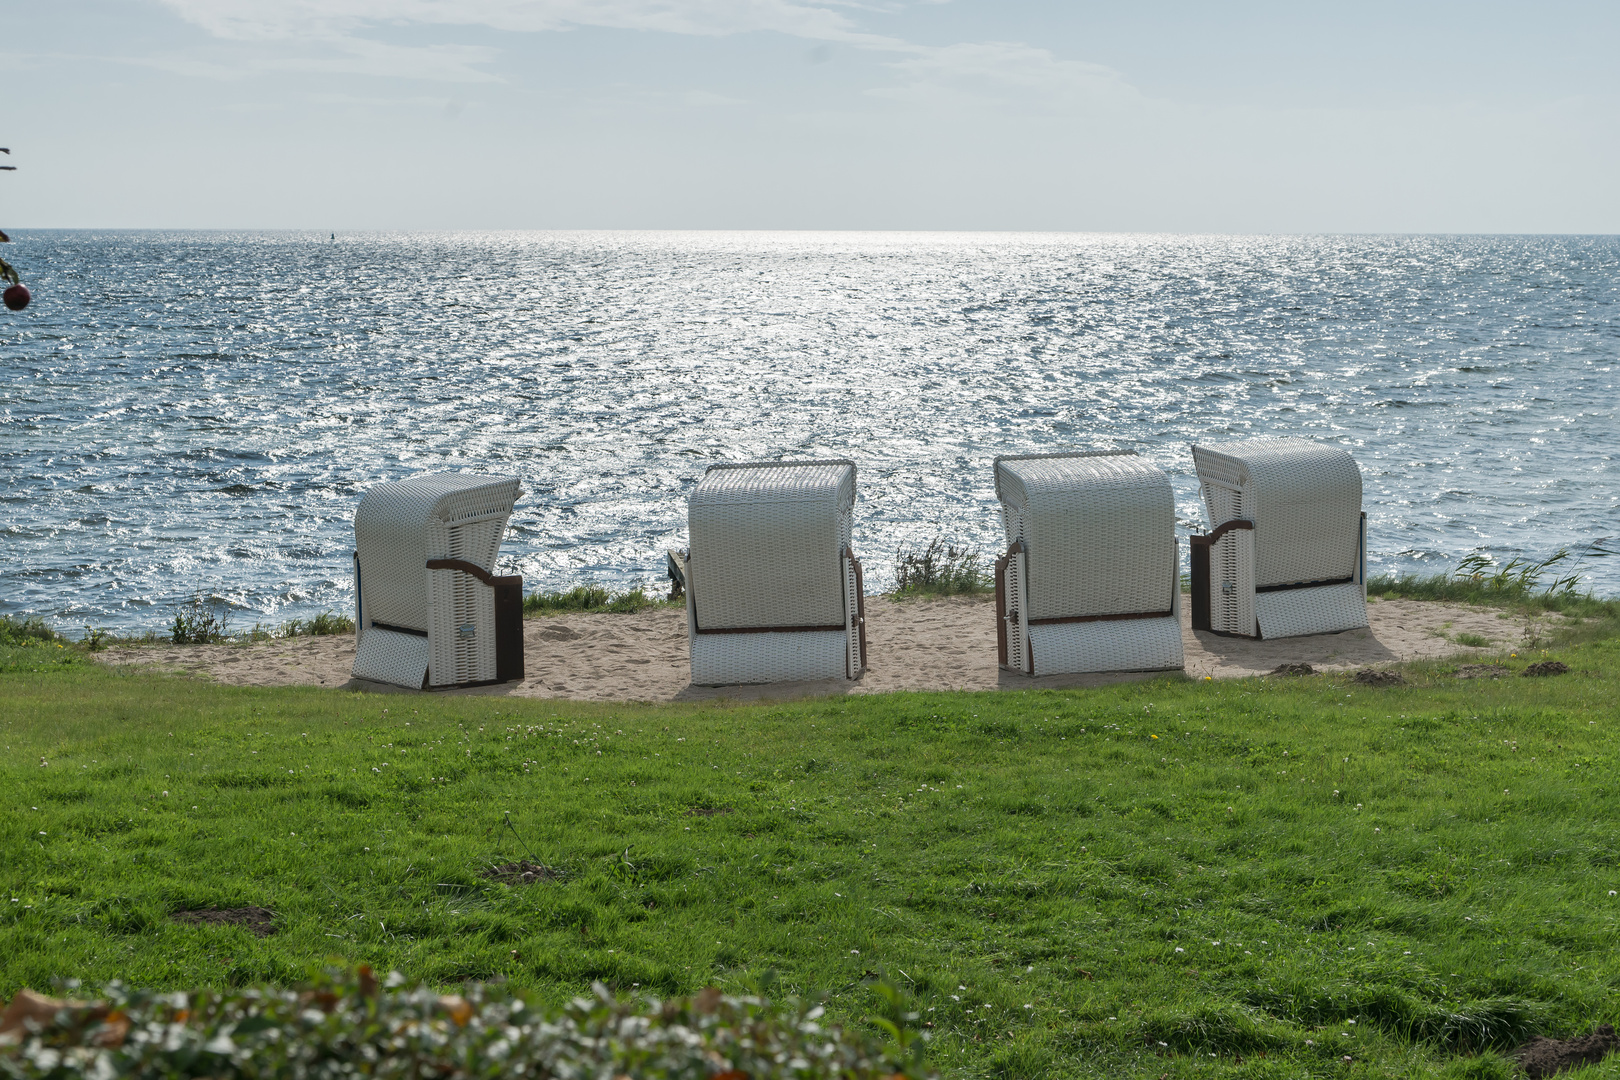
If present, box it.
[1368,544,1617,616]
[1368,543,1620,646]
[891,538,992,598]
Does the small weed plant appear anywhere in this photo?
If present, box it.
[168,596,233,645]
[892,537,991,597]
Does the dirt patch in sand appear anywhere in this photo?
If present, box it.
[171,906,277,937]
[480,861,564,885]
[1514,1024,1617,1078]
[96,596,1555,704]
[1268,663,1315,677]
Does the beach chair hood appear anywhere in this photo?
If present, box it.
[996,452,1177,621]
[993,450,1184,677]
[687,460,855,632]
[683,459,865,686]
[1189,436,1368,639]
[1191,437,1362,588]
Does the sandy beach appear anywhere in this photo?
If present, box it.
[96,595,1549,703]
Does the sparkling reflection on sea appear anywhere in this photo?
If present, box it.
[1,230,1616,633]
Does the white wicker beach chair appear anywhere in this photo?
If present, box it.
[1189,437,1367,639]
[351,472,525,689]
[993,451,1184,677]
[683,460,866,686]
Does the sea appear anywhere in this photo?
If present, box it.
[2,230,1616,635]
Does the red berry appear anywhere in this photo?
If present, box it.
[2,284,27,311]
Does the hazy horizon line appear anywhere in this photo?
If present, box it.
[8,226,1620,238]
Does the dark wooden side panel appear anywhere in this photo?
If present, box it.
[994,555,1009,668]
[851,554,868,670]
[1189,536,1211,632]
[492,575,525,683]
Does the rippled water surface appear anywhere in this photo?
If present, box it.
[3,230,1616,633]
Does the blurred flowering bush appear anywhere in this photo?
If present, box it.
[0,968,932,1080]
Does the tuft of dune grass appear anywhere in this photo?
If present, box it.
[891,538,992,599]
[0,615,63,647]
[523,584,678,617]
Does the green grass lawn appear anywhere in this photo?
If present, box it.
[3,632,1620,1079]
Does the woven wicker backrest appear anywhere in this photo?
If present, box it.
[995,452,1174,620]
[354,473,522,631]
[1190,437,1361,587]
[687,460,855,631]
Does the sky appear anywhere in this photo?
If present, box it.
[3,0,1618,231]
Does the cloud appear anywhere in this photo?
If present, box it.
[156,0,900,46]
[150,0,1141,109]
[680,88,747,106]
[263,38,503,82]
[874,41,1139,109]
[150,0,911,81]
